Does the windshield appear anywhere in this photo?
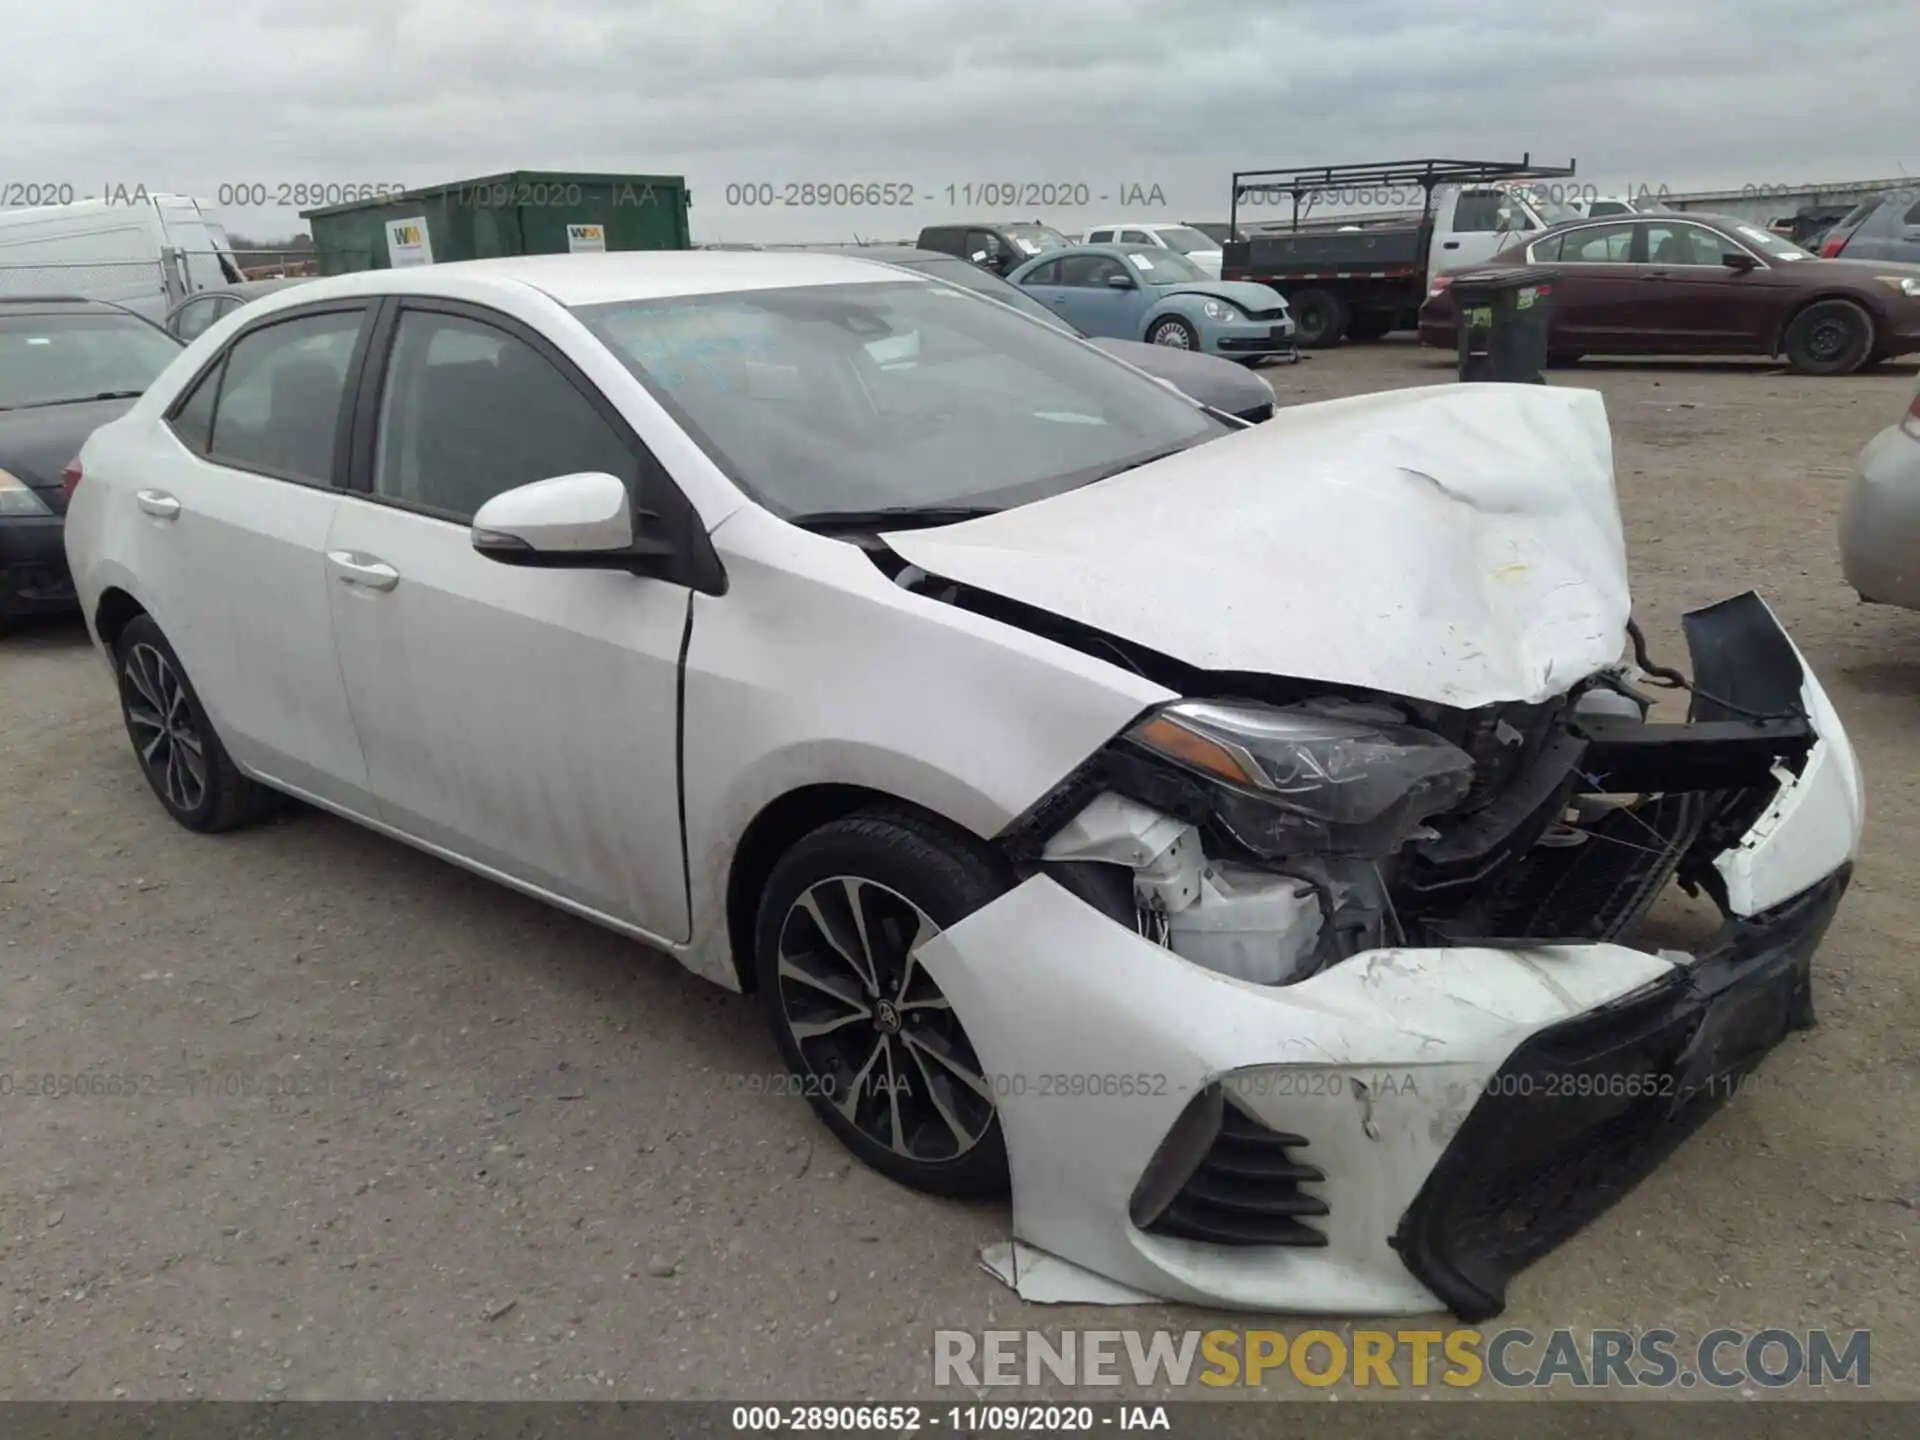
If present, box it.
[575,280,1224,520]
[1004,224,1069,253]
[1731,224,1815,261]
[0,312,181,410]
[1128,250,1214,284]
[1520,191,1585,227]
[891,257,1080,335]
[1155,226,1220,255]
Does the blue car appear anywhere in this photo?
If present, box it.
[1005,244,1296,362]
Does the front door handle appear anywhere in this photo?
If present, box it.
[1642,271,1672,281]
[326,550,400,592]
[136,490,180,520]
[1441,240,1461,249]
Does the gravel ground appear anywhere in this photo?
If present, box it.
[2,341,1916,1404]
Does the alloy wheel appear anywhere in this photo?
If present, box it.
[123,642,207,812]
[774,875,995,1162]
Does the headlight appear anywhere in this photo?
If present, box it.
[0,468,53,517]
[1200,299,1237,322]
[1124,699,1475,857]
[1876,276,1920,298]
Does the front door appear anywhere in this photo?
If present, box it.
[1045,253,1146,339]
[1634,219,1768,351]
[323,301,693,941]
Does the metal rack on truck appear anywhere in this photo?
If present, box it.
[1220,156,1578,348]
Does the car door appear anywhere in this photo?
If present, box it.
[137,301,378,809]
[1634,220,1765,350]
[1437,189,1519,269]
[1038,253,1142,338]
[1529,221,1645,351]
[322,298,693,941]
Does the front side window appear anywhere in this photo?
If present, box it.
[1057,254,1127,287]
[1453,191,1505,232]
[1644,223,1733,266]
[576,279,1225,520]
[372,310,637,520]
[205,310,362,484]
[0,312,182,411]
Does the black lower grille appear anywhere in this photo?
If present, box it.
[1392,865,1848,1321]
[1142,1098,1328,1247]
[1236,400,1275,424]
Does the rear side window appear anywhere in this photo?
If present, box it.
[207,310,363,486]
[167,361,221,453]
[1530,234,1564,262]
[1903,197,1920,226]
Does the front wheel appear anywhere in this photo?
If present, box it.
[1784,300,1874,376]
[754,809,1011,1198]
[1147,315,1199,349]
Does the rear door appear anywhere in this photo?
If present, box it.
[132,300,378,809]
[1528,221,1644,351]
[321,299,693,940]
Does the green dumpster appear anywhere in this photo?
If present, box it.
[300,171,691,275]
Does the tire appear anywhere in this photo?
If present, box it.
[1547,351,1584,368]
[1783,299,1875,376]
[1147,315,1198,350]
[114,614,273,833]
[1289,289,1347,349]
[754,807,1013,1198]
[1344,310,1393,342]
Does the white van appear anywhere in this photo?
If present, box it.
[0,194,244,321]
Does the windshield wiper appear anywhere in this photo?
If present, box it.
[11,390,147,410]
[788,504,1002,532]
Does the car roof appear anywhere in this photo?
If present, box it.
[795,245,952,264]
[0,295,156,321]
[245,251,925,309]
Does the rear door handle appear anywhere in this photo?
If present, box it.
[136,490,180,520]
[326,550,400,592]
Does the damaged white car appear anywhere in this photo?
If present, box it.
[64,253,1863,1321]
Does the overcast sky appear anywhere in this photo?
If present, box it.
[6,0,1917,245]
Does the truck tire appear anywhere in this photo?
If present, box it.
[1290,289,1347,349]
[1345,310,1393,342]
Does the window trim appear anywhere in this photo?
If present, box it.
[159,299,377,489]
[342,294,726,594]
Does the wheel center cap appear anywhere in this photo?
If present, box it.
[874,999,903,1034]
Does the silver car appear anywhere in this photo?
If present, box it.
[1840,381,1920,610]
[163,276,315,342]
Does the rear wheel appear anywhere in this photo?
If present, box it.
[1547,351,1585,368]
[1783,300,1874,376]
[1289,289,1347,349]
[754,808,1012,1198]
[1147,315,1199,350]
[114,615,274,832]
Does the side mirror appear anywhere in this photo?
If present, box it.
[472,472,657,569]
[1723,251,1759,272]
[1106,273,1136,289]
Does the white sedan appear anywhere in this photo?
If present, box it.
[64,252,1863,1319]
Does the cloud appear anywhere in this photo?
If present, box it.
[4,0,1916,242]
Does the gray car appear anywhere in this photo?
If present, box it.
[811,245,1278,423]
[1839,380,1920,611]
[163,276,316,342]
[1819,190,1920,264]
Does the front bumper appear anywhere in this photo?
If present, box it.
[1206,322,1297,358]
[918,593,1864,1317]
[0,513,76,618]
[1839,419,1920,610]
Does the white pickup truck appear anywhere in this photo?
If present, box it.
[1221,158,1582,347]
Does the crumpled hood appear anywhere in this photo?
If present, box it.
[884,383,1632,710]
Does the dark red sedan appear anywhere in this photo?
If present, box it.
[1418,211,1920,375]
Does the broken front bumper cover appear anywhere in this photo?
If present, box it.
[916,593,1864,1318]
